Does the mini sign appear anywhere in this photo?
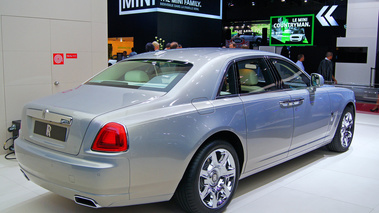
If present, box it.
[53,53,64,65]
[119,0,222,20]
[66,53,78,59]
[270,14,315,46]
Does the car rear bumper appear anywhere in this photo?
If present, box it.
[15,137,130,207]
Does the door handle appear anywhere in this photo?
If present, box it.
[279,98,304,108]
[291,98,304,107]
[279,100,292,108]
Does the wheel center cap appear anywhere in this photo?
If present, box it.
[211,173,219,183]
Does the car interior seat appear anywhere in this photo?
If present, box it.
[239,68,264,93]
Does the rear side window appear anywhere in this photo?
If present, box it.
[236,58,276,94]
[86,60,192,92]
[270,59,310,89]
[219,64,238,96]
[219,58,277,97]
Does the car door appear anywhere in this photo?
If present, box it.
[230,57,294,172]
[268,58,331,156]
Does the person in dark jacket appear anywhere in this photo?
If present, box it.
[317,52,337,84]
[280,46,289,58]
[145,43,155,52]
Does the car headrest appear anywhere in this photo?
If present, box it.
[239,69,258,85]
[124,70,149,82]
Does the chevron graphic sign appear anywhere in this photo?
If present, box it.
[316,5,339,27]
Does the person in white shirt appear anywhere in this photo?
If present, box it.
[295,54,305,72]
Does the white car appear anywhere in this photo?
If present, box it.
[108,59,117,66]
[16,48,355,213]
[240,32,263,44]
[290,29,306,42]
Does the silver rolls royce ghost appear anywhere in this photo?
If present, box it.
[15,48,355,212]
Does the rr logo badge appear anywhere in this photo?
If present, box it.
[46,124,52,137]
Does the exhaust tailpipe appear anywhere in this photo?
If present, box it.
[74,195,101,208]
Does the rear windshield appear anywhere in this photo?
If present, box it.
[86,60,193,92]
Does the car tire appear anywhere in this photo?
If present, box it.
[175,140,240,213]
[327,106,355,152]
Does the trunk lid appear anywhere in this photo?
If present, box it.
[21,85,163,155]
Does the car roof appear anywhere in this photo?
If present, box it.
[124,47,283,66]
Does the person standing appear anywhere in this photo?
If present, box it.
[165,43,171,50]
[370,94,379,112]
[317,52,337,84]
[121,51,128,60]
[145,43,155,52]
[152,41,160,51]
[295,54,305,71]
[170,41,179,49]
[129,48,137,57]
[280,46,289,58]
[229,41,236,48]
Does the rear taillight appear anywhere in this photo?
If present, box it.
[91,122,128,152]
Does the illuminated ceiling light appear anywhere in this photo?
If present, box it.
[252,1,255,6]
[281,0,285,2]
[304,0,307,2]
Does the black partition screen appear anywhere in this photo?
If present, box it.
[336,47,368,64]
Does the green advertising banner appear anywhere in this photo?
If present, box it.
[270,14,314,46]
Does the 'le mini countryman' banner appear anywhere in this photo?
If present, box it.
[119,0,222,20]
[270,14,315,46]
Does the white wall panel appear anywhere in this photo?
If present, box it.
[1,16,50,51]
[346,7,379,38]
[347,28,378,38]
[51,20,91,52]
[0,0,91,21]
[0,16,7,155]
[91,0,107,24]
[0,0,107,149]
[335,0,379,87]
[47,0,91,21]
[3,51,51,86]
[4,83,52,133]
[0,0,51,18]
[336,37,377,86]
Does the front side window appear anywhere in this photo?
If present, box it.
[86,60,193,92]
[270,59,310,89]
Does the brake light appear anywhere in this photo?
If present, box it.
[92,123,128,152]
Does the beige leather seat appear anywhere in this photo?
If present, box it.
[239,69,264,93]
[124,70,149,82]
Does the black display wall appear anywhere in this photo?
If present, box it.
[108,0,222,53]
[223,0,347,74]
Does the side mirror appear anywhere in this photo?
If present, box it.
[311,73,324,87]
